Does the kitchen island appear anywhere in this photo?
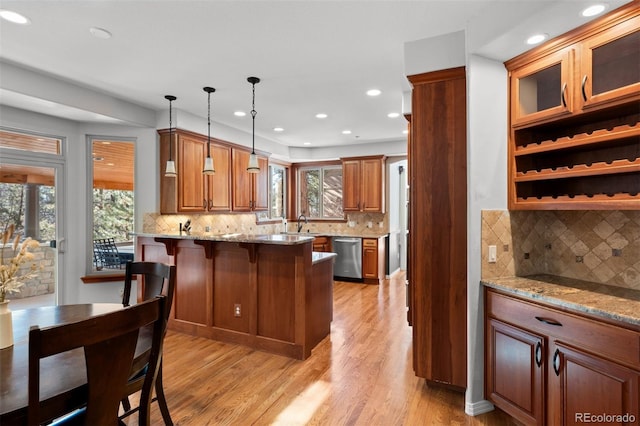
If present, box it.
[134,233,335,360]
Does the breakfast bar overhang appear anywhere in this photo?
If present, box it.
[134,233,335,360]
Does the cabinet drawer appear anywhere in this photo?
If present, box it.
[487,290,640,369]
[362,239,377,248]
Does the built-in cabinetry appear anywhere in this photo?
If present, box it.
[159,129,268,214]
[231,149,268,211]
[485,288,640,425]
[506,3,639,210]
[341,156,385,213]
[407,67,467,389]
[362,237,385,284]
[312,236,331,252]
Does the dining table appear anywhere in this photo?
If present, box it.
[0,303,147,425]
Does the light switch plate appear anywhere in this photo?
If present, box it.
[488,245,497,263]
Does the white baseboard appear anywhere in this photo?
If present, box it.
[465,399,494,416]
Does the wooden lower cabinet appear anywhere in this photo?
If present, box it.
[485,288,640,425]
[312,236,331,252]
[362,237,385,284]
[486,319,544,425]
[549,342,639,426]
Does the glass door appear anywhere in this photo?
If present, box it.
[0,130,65,308]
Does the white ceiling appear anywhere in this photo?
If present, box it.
[0,0,629,150]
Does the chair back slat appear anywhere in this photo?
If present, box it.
[123,261,176,319]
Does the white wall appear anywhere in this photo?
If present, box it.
[465,54,508,414]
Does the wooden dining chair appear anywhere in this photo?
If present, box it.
[28,296,166,426]
[120,261,176,426]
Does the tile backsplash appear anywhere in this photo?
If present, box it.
[143,212,388,237]
[482,210,640,290]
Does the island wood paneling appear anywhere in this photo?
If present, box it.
[136,236,325,360]
[408,66,467,390]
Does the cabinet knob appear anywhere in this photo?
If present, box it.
[535,341,542,368]
[581,75,588,102]
[203,199,207,209]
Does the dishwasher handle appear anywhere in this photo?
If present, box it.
[334,238,360,243]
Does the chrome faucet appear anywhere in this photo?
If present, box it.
[297,214,307,233]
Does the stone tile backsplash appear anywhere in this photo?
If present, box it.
[481,210,640,290]
[143,212,388,237]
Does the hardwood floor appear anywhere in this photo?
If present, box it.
[128,273,519,425]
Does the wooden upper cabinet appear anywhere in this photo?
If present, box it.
[158,129,233,214]
[177,134,208,212]
[341,156,385,213]
[508,7,639,128]
[506,3,640,210]
[231,149,268,212]
[578,14,640,111]
[207,144,232,211]
[510,49,574,127]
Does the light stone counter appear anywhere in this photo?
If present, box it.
[482,274,640,327]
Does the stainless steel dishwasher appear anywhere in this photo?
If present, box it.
[332,237,362,279]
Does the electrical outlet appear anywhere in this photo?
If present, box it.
[234,304,241,317]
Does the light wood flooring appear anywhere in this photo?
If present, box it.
[130,273,519,425]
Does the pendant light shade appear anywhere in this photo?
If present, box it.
[164,95,177,178]
[203,86,216,175]
[247,76,260,174]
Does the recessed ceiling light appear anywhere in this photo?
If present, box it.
[303,142,312,145]
[89,27,112,39]
[234,111,246,117]
[107,163,115,166]
[582,4,606,17]
[366,89,381,97]
[402,130,409,135]
[387,112,400,118]
[315,113,328,119]
[93,156,104,161]
[0,9,31,24]
[342,130,352,135]
[526,33,548,45]
[273,127,284,132]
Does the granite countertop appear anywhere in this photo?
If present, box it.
[482,274,640,327]
[295,231,389,238]
[312,252,337,265]
[134,232,314,245]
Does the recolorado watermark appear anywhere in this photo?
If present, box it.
[575,412,636,423]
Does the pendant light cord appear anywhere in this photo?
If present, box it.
[251,81,257,155]
[207,90,211,157]
[169,98,173,161]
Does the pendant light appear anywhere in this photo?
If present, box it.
[246,76,260,173]
[164,95,177,177]
[202,86,216,175]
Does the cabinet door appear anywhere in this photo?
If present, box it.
[207,144,231,211]
[548,342,639,426]
[486,319,545,426]
[252,156,269,211]
[232,149,253,211]
[579,15,640,111]
[510,49,573,127]
[342,159,361,211]
[362,238,378,279]
[177,135,207,212]
[361,158,384,212]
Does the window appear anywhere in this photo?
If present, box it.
[298,165,343,219]
[88,137,135,272]
[269,164,286,219]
